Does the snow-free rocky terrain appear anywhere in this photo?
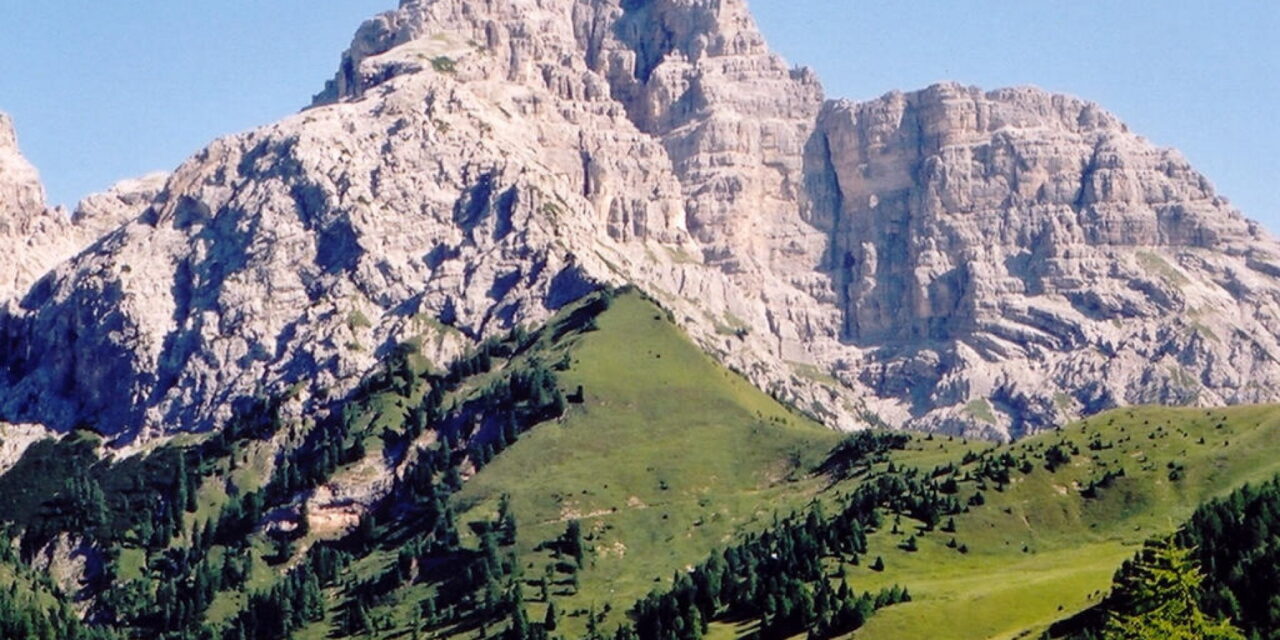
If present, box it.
[4,0,1280,442]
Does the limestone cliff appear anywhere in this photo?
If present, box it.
[810,86,1280,434]
[0,113,162,303]
[2,0,1279,441]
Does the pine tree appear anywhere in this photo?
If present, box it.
[497,493,517,545]
[543,600,558,631]
[510,604,530,640]
[296,504,311,538]
[136,510,154,545]
[445,465,463,492]
[1102,539,1245,640]
[173,452,189,511]
[565,520,585,567]
[586,605,600,640]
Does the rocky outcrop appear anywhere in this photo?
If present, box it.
[807,85,1280,435]
[32,533,102,606]
[312,0,825,270]
[0,113,45,222]
[0,31,712,438]
[0,114,161,303]
[72,172,169,240]
[2,0,1280,441]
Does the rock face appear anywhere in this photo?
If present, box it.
[0,114,45,222]
[0,114,162,303]
[809,86,1280,434]
[3,0,1280,441]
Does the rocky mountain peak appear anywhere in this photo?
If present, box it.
[3,3,1280,442]
[0,114,160,304]
[804,81,1280,433]
[315,0,782,105]
[0,112,18,149]
[0,112,48,226]
[0,111,25,149]
[314,0,824,271]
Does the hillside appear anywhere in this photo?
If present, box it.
[610,401,1280,640]
[0,289,840,638]
[306,290,846,639]
[0,289,1275,638]
[1059,476,1280,639]
[840,405,1280,640]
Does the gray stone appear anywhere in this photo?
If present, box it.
[2,0,1279,442]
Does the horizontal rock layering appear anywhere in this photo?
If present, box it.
[3,0,1280,441]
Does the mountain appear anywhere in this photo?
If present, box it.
[0,288,1276,639]
[3,2,1279,637]
[0,114,163,304]
[4,0,1280,445]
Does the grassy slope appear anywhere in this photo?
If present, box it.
[9,289,1278,640]
[841,405,1280,640]
[281,290,843,638]
[426,293,1280,640]
[452,292,843,636]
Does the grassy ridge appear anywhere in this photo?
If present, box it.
[2,288,1279,640]
[342,293,1280,640]
[453,292,843,635]
[841,405,1280,640]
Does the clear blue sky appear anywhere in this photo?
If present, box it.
[1,1,1276,229]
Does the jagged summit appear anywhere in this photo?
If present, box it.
[313,0,825,270]
[0,112,47,224]
[816,81,1262,347]
[2,2,1279,442]
[0,113,161,304]
[315,0,800,107]
[806,82,1280,432]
